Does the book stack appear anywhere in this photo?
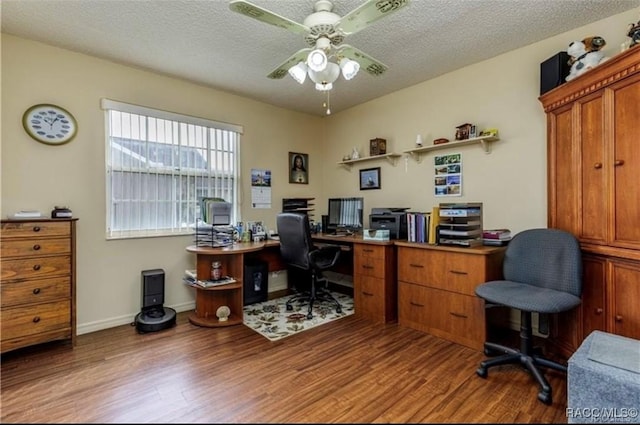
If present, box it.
[482,229,512,246]
[438,202,483,247]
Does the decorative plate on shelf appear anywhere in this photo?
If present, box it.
[22,104,78,145]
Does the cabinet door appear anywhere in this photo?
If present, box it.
[610,259,640,339]
[547,103,580,234]
[578,92,607,245]
[582,255,607,337]
[610,73,640,250]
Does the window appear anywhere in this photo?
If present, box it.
[101,99,242,239]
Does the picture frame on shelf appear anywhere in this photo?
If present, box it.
[369,138,386,156]
[289,152,308,184]
[359,167,381,190]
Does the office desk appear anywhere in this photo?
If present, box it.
[185,234,398,327]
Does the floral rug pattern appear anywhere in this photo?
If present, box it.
[243,291,354,341]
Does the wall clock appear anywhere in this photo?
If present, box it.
[22,104,78,145]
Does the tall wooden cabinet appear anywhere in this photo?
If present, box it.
[1,218,78,353]
[539,47,640,356]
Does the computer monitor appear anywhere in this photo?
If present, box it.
[327,197,363,234]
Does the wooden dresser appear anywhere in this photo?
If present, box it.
[539,46,640,357]
[1,218,78,353]
[395,242,504,351]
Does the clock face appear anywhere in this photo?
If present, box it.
[22,104,77,145]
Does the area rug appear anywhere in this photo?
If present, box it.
[243,291,354,341]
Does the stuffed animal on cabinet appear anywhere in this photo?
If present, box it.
[565,36,608,82]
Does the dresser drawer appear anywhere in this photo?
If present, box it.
[1,256,71,281]
[1,221,70,239]
[1,276,71,308]
[398,281,485,350]
[1,238,71,258]
[1,300,71,340]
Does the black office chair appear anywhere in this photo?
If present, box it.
[475,228,582,405]
[276,212,343,320]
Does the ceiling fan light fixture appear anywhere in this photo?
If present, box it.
[308,62,340,91]
[339,58,360,80]
[307,49,328,72]
[288,62,308,84]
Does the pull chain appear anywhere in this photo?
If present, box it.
[323,90,331,115]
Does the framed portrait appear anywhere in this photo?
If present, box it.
[288,152,308,184]
[359,167,381,190]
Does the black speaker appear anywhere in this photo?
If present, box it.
[321,215,329,234]
[141,269,165,311]
[540,51,570,95]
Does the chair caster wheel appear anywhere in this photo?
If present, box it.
[336,307,342,314]
[538,391,552,405]
[306,313,313,320]
[286,304,293,311]
[476,367,488,378]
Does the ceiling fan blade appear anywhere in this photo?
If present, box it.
[337,44,388,76]
[337,0,411,35]
[229,0,310,35]
[267,48,312,79]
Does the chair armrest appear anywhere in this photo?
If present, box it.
[309,245,341,269]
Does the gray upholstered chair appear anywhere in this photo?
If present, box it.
[276,212,342,319]
[475,228,583,405]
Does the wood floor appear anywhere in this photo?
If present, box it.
[1,312,570,423]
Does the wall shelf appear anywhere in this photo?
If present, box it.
[403,135,500,163]
[338,153,402,168]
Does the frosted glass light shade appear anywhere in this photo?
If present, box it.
[308,62,340,91]
[340,58,360,80]
[288,62,307,84]
[307,49,328,72]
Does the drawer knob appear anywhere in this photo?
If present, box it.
[594,162,602,169]
[410,301,424,307]
[33,226,41,232]
[362,265,374,269]
[32,316,41,323]
[33,244,41,251]
[450,312,468,319]
[33,288,41,295]
[363,249,374,253]
[409,263,424,268]
[614,159,625,167]
[362,291,374,297]
[615,315,623,322]
[449,270,468,275]
[33,264,41,271]
[595,308,603,315]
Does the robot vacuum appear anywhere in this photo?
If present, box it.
[134,306,177,333]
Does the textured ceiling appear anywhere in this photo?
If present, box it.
[2,0,639,116]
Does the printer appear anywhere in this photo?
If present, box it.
[369,207,409,240]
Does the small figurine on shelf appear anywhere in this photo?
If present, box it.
[565,36,608,82]
[628,13,640,47]
[415,134,424,147]
[351,147,360,160]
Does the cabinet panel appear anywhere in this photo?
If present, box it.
[579,93,607,244]
[610,260,640,339]
[611,74,640,249]
[1,256,71,281]
[397,247,444,286]
[1,300,71,340]
[582,256,606,336]
[354,252,386,278]
[0,221,70,238]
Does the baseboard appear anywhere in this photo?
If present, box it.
[76,301,195,335]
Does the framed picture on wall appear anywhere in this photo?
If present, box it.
[359,167,381,190]
[289,152,308,184]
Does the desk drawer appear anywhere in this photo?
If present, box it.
[354,275,385,322]
[398,281,485,350]
[354,253,385,278]
[1,300,71,340]
[1,221,70,239]
[1,238,71,258]
[1,276,71,308]
[355,244,386,260]
[1,256,71,281]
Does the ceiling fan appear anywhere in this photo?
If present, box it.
[229,0,410,90]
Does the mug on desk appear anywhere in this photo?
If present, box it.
[241,231,252,242]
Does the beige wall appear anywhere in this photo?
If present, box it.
[1,9,636,334]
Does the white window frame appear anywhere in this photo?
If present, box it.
[101,99,243,240]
